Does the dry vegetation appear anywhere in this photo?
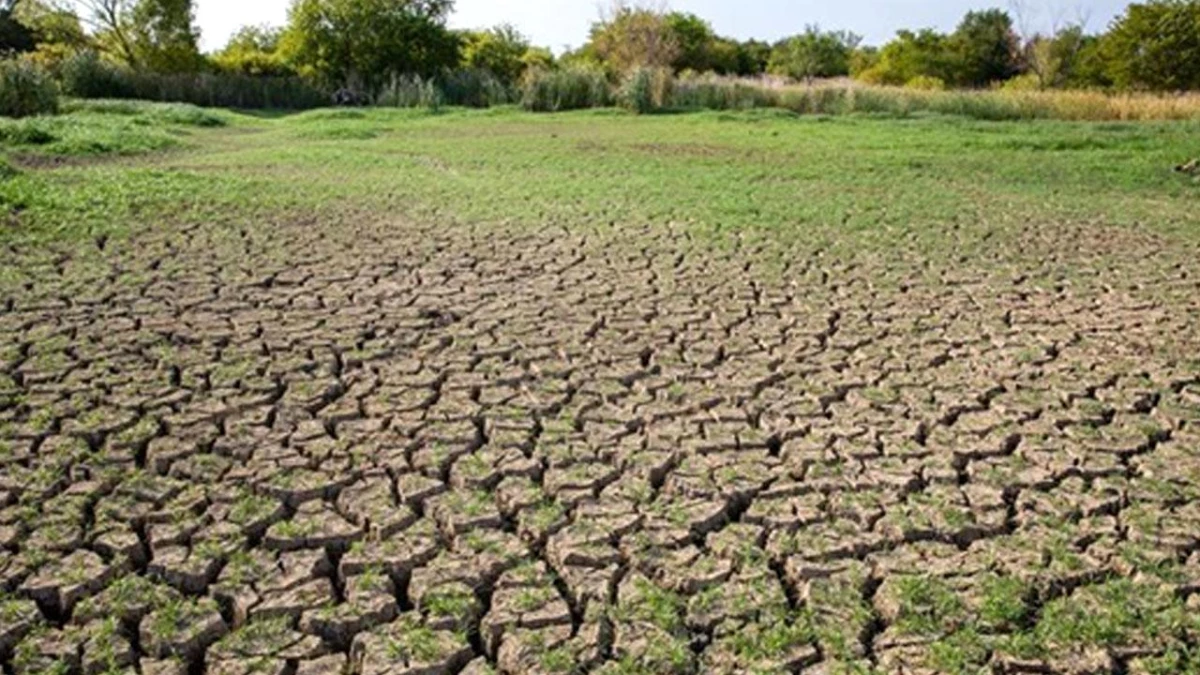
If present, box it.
[663,74,1200,121]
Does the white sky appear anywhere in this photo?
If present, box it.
[195,0,1128,53]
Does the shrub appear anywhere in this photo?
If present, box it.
[60,51,135,99]
[905,75,946,91]
[619,66,673,113]
[0,59,59,118]
[1000,73,1041,91]
[521,65,610,112]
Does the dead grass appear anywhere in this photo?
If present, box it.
[671,74,1200,121]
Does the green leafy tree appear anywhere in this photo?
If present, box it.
[1,0,37,53]
[857,28,953,85]
[1022,25,1106,89]
[849,46,879,77]
[703,37,739,74]
[12,0,88,69]
[665,11,715,72]
[213,24,291,76]
[280,0,459,90]
[14,0,87,46]
[520,45,554,72]
[587,1,678,76]
[1101,0,1200,91]
[128,0,202,72]
[734,38,771,75]
[50,0,199,71]
[558,42,602,70]
[461,24,529,84]
[948,9,1020,87]
[1064,33,1111,88]
[768,25,861,82]
[60,0,138,66]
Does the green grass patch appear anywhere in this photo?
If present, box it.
[1,103,1197,252]
[0,100,228,161]
[61,99,229,127]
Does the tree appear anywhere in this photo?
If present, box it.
[127,0,202,72]
[14,0,87,45]
[213,24,291,76]
[61,0,138,66]
[1,0,38,54]
[11,0,89,68]
[702,37,738,74]
[665,11,715,72]
[47,0,199,71]
[520,45,554,72]
[1021,25,1100,89]
[1010,0,1092,89]
[948,9,1020,86]
[768,25,861,82]
[587,1,678,75]
[280,0,459,90]
[734,39,771,75]
[849,46,880,78]
[461,24,529,84]
[1101,0,1200,91]
[857,29,953,85]
[1063,33,1110,88]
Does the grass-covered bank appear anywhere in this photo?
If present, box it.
[1,102,1197,250]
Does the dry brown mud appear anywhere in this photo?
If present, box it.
[1,215,1199,674]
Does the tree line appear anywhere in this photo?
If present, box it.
[1,0,1199,95]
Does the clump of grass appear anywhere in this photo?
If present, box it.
[892,576,968,636]
[0,58,59,118]
[671,73,779,111]
[521,65,610,112]
[0,157,17,180]
[63,99,227,127]
[1031,578,1192,651]
[138,103,227,127]
[618,66,673,114]
[376,74,443,110]
[726,613,816,662]
[778,84,853,115]
[0,113,169,157]
[0,99,233,158]
[0,118,56,146]
[437,68,514,108]
[291,108,368,122]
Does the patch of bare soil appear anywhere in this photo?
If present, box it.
[1,212,1198,673]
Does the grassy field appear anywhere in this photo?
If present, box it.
[1,100,1197,249]
[2,102,1200,675]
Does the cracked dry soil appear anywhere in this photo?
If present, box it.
[1,213,1199,675]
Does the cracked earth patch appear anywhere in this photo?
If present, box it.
[1,210,1199,675]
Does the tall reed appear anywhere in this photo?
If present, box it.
[521,66,610,112]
